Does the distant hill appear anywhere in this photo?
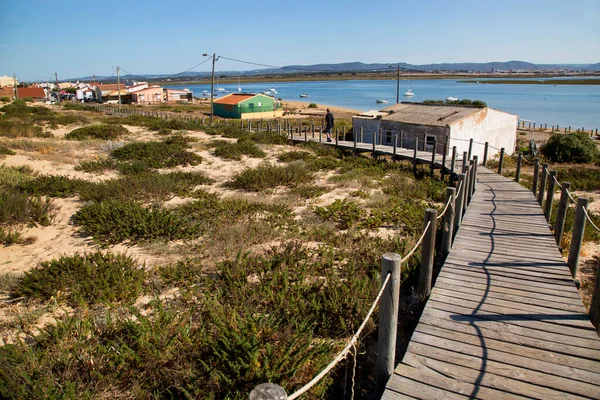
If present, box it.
[69,60,600,82]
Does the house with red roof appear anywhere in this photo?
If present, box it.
[213,93,283,119]
[16,87,46,101]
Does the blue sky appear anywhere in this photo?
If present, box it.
[1,0,599,81]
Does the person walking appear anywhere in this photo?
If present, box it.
[325,108,334,142]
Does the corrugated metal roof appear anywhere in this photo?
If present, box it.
[353,110,390,120]
[379,103,484,127]
[214,93,255,105]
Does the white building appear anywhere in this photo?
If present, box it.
[0,75,17,87]
[352,103,518,160]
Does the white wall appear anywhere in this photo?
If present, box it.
[449,108,517,161]
[352,118,381,144]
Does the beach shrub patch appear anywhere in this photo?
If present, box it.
[111,140,202,168]
[227,161,314,192]
[72,200,200,245]
[543,131,600,163]
[0,188,56,226]
[65,124,128,141]
[213,139,266,160]
[15,251,146,306]
[74,157,117,173]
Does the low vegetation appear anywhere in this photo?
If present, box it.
[228,161,315,191]
[65,124,129,141]
[542,131,599,164]
[111,138,202,168]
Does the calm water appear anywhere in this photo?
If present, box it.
[166,78,600,129]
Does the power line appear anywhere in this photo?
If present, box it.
[218,55,279,69]
[171,56,212,76]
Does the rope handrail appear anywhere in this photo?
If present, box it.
[288,217,433,398]
[552,173,562,189]
[582,206,600,233]
[401,220,432,264]
[287,272,392,399]
[437,195,453,220]
[455,179,464,198]
[566,188,577,204]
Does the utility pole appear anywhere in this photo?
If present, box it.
[13,74,18,99]
[115,66,121,109]
[395,66,400,104]
[210,54,216,124]
[54,72,60,104]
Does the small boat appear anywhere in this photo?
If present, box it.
[299,94,309,98]
[376,99,388,104]
[268,88,278,94]
[404,89,414,97]
[446,96,458,101]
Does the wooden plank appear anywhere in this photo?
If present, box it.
[387,363,525,400]
[426,296,600,348]
[403,353,589,400]
[419,307,600,365]
[412,328,600,387]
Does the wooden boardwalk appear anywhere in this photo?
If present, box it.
[383,167,600,399]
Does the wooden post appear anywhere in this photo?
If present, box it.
[430,139,437,178]
[468,138,473,160]
[312,123,315,139]
[335,128,339,147]
[590,264,600,335]
[441,187,456,257]
[373,130,376,153]
[468,160,475,204]
[454,173,466,231]
[441,140,448,180]
[538,164,548,207]
[544,170,557,222]
[567,198,589,281]
[532,158,540,195]
[304,127,307,142]
[554,182,571,247]
[413,138,418,176]
[354,130,358,152]
[498,148,505,175]
[392,133,397,157]
[249,383,287,400]
[376,252,402,396]
[419,209,438,299]
[515,153,522,183]
[462,151,468,171]
[472,155,479,195]
[450,146,457,177]
[462,165,469,214]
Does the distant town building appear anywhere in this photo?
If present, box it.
[213,93,283,119]
[352,103,517,159]
[131,86,163,104]
[16,87,46,101]
[164,88,193,102]
[0,75,17,87]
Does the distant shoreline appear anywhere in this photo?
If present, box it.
[458,78,600,85]
[151,73,600,86]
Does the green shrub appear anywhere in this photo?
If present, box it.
[0,96,9,103]
[0,188,56,226]
[308,103,318,108]
[74,157,117,173]
[247,131,288,145]
[554,166,600,191]
[0,118,44,138]
[214,139,266,160]
[116,160,151,175]
[62,102,100,112]
[0,227,34,246]
[0,164,35,187]
[0,145,15,155]
[315,199,365,229]
[228,161,314,192]
[15,251,146,306]
[111,140,202,168]
[22,97,34,103]
[278,150,315,163]
[290,184,326,198]
[15,174,87,198]
[78,171,213,202]
[542,132,600,163]
[64,124,129,141]
[72,200,200,245]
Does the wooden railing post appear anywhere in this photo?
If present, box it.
[462,151,468,171]
[554,182,571,247]
[413,138,418,176]
[335,128,339,147]
[471,155,479,196]
[483,141,489,167]
[590,264,600,335]
[538,164,548,207]
[498,148,505,174]
[392,134,397,157]
[418,209,438,299]
[450,146,457,177]
[441,140,448,180]
[462,165,470,214]
[544,171,557,222]
[467,160,474,205]
[468,138,473,160]
[567,198,589,281]
[454,173,466,232]
[515,153,522,183]
[441,187,456,257]
[376,252,402,396]
[532,158,540,195]
[430,139,437,178]
[373,130,376,153]
[354,129,358,152]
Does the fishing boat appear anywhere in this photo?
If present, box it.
[404,89,414,97]
[268,88,278,94]
[446,96,458,101]
[299,94,309,98]
[376,99,388,104]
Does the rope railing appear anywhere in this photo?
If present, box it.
[582,206,600,233]
[287,272,392,400]
[437,195,453,220]
[401,220,432,263]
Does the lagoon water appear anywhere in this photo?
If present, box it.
[166,77,600,129]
